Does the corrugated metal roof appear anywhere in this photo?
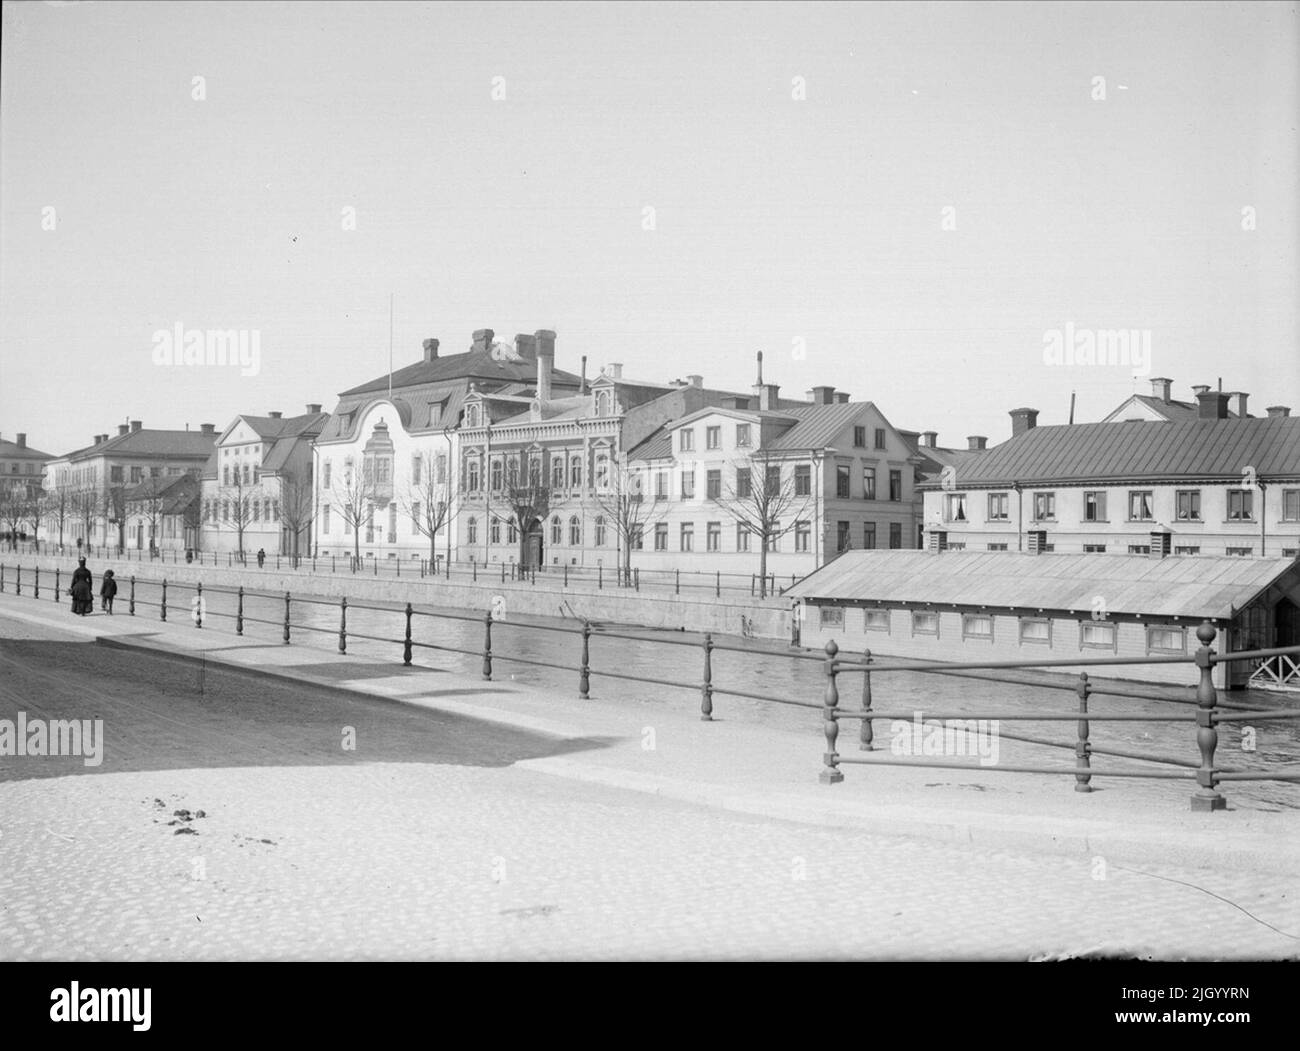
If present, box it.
[786,549,1298,619]
[917,417,1300,488]
[1111,395,1242,422]
[767,403,868,451]
[61,429,218,461]
[628,428,672,462]
[341,348,582,396]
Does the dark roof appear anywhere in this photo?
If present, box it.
[238,412,329,440]
[787,549,1298,620]
[766,403,891,451]
[917,417,1300,488]
[1111,394,1241,422]
[123,474,200,515]
[0,438,55,460]
[628,428,672,462]
[59,429,219,461]
[340,348,582,397]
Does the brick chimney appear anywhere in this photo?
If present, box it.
[422,338,440,362]
[514,334,536,362]
[268,411,282,419]
[834,392,850,404]
[1228,392,1248,418]
[1191,384,1211,397]
[1149,377,1173,403]
[608,362,623,379]
[967,436,988,451]
[922,431,938,448]
[15,434,25,448]
[1266,405,1291,417]
[471,329,494,354]
[306,403,322,414]
[808,385,836,405]
[130,420,142,432]
[1010,408,1039,437]
[200,423,216,435]
[92,435,102,446]
[1196,390,1230,419]
[687,374,703,388]
[118,424,130,436]
[535,329,555,403]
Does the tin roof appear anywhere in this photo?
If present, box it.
[786,549,1298,620]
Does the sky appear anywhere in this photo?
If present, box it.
[2,0,1297,456]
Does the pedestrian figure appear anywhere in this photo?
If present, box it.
[100,569,118,614]
[185,548,194,564]
[257,547,266,568]
[69,557,93,615]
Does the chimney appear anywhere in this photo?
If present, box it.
[721,395,751,410]
[130,420,142,432]
[1266,405,1291,418]
[756,350,764,385]
[422,338,440,362]
[687,374,703,388]
[1026,529,1049,554]
[1149,529,1172,559]
[928,529,948,553]
[101,434,109,444]
[118,424,130,436]
[306,403,322,414]
[471,329,495,354]
[967,436,988,451]
[808,385,835,405]
[1010,408,1039,437]
[753,383,781,410]
[268,411,282,419]
[15,433,26,449]
[1191,384,1211,397]
[608,362,623,379]
[1196,390,1229,419]
[535,329,555,403]
[200,423,216,435]
[514,334,536,362]
[581,355,588,395]
[834,392,850,404]
[1149,377,1173,404]
[922,431,938,448]
[1228,392,1248,418]
[93,435,102,446]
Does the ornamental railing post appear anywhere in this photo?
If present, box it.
[129,576,135,615]
[579,621,592,699]
[1192,621,1226,811]
[236,586,244,635]
[403,603,413,666]
[283,591,291,644]
[337,597,347,653]
[33,566,39,600]
[1074,672,1092,792]
[482,610,493,680]
[820,640,843,783]
[195,581,203,629]
[15,565,20,596]
[55,566,60,603]
[859,649,874,751]
[160,578,167,620]
[701,632,714,721]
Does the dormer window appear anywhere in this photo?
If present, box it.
[595,389,613,417]
[465,404,481,428]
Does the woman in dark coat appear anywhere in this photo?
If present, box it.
[100,569,118,614]
[69,557,93,615]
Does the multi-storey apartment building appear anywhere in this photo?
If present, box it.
[199,408,329,556]
[0,433,55,501]
[123,474,201,554]
[920,400,1300,558]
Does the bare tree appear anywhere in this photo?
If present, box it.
[493,473,551,567]
[219,471,256,561]
[22,490,49,552]
[72,486,98,551]
[329,459,374,566]
[589,453,667,586]
[278,470,315,562]
[397,447,460,565]
[711,450,810,597]
[128,476,169,556]
[0,484,24,550]
[47,487,69,550]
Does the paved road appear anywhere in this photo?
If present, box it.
[1,613,1296,960]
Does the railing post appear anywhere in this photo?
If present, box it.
[820,640,843,783]
[675,568,680,596]
[129,576,135,615]
[15,565,20,596]
[236,586,244,635]
[701,632,714,721]
[564,562,568,587]
[859,649,874,751]
[579,621,592,699]
[283,591,291,644]
[473,561,477,583]
[599,564,603,590]
[751,573,755,597]
[482,610,493,680]
[33,566,39,599]
[55,566,60,603]
[160,578,167,620]
[373,557,377,576]
[635,568,640,592]
[1,563,5,593]
[1074,672,1092,792]
[338,597,347,653]
[403,603,413,666]
[715,570,720,598]
[1192,621,1226,811]
[195,581,203,629]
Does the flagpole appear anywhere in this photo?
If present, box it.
[388,293,394,402]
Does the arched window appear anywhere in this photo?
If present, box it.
[570,457,582,487]
[528,456,542,488]
[490,458,503,491]
[595,389,612,416]
[465,404,481,428]
[490,518,501,544]
[508,520,518,544]
[595,451,610,490]
[551,457,565,489]
[467,516,478,544]
[506,456,519,489]
[594,515,606,546]
[569,515,582,546]
[466,456,480,492]
[551,515,562,545]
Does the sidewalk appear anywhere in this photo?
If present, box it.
[2,589,1296,876]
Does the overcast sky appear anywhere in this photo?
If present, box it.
[2,0,1297,456]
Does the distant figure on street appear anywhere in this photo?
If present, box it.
[185,548,194,564]
[257,547,266,568]
[100,569,118,614]
[69,557,93,615]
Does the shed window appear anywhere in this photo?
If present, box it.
[1147,626,1186,654]
[1080,621,1116,649]
[1020,618,1051,644]
[911,611,939,635]
[819,607,844,629]
[962,614,993,640]
[863,609,890,632]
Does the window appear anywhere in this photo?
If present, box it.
[1033,492,1055,521]
[1228,490,1254,521]
[1226,546,1253,557]
[1174,545,1200,555]
[735,469,752,499]
[911,611,939,635]
[1084,491,1107,521]
[680,522,694,551]
[386,504,397,542]
[490,518,501,544]
[888,470,902,502]
[467,517,478,544]
[594,516,606,546]
[1020,618,1050,644]
[1147,626,1186,654]
[765,465,781,494]
[528,456,541,487]
[766,526,779,552]
[490,459,503,492]
[322,461,331,488]
[631,524,644,550]
[864,609,889,632]
[736,524,751,551]
[551,516,562,545]
[1083,544,1107,553]
[222,501,229,522]
[1080,621,1116,649]
[552,458,565,489]
[131,467,143,483]
[506,456,519,489]
[654,471,668,499]
[436,454,447,485]
[594,452,610,490]
[1127,545,1150,554]
[796,521,811,552]
[888,522,902,549]
[1176,490,1201,521]
[853,426,867,448]
[836,465,850,498]
[819,607,844,629]
[681,470,695,499]
[706,521,721,551]
[795,465,811,496]
[962,614,993,640]
[874,428,887,450]
[835,521,849,551]
[680,429,695,452]
[945,494,967,522]
[570,457,582,487]
[863,468,876,500]
[467,458,481,492]
[706,469,722,499]
[987,492,1009,520]
[1128,490,1154,521]
[863,522,876,549]
[654,522,668,551]
[111,466,124,483]
[410,502,420,531]
[252,501,260,522]
[706,426,720,450]
[1283,489,1300,522]
[569,516,582,545]
[508,520,518,544]
[736,424,751,448]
